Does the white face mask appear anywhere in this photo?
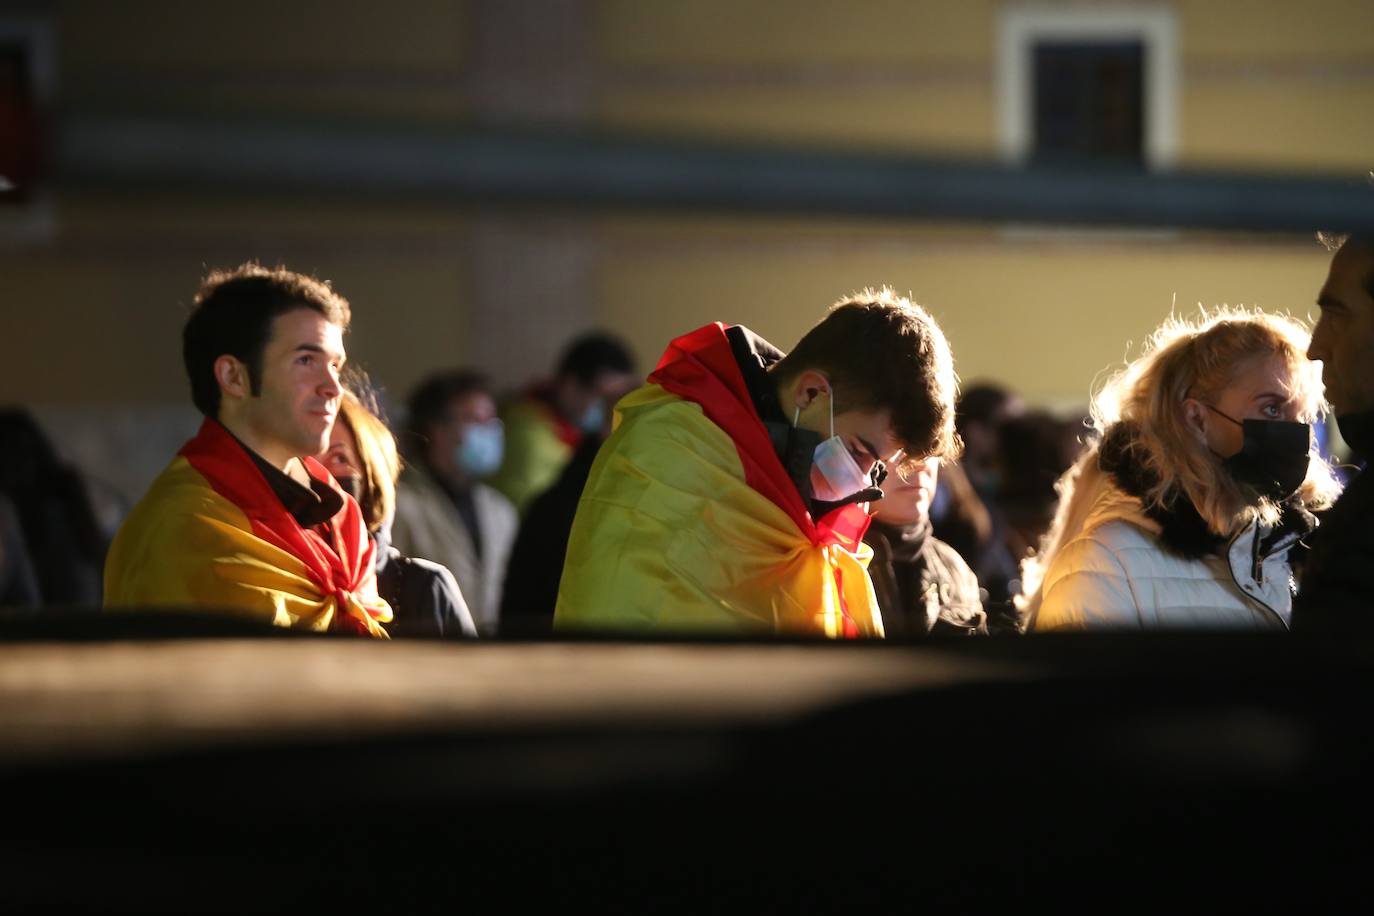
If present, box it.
[797,389,871,503]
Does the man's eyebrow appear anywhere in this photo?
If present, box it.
[1316,294,1343,310]
[1251,390,1286,402]
[855,436,882,460]
[294,343,345,362]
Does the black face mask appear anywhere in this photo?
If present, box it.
[335,474,364,503]
[1206,405,1311,502]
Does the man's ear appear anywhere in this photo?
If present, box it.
[1181,397,1210,444]
[787,369,831,412]
[214,355,252,402]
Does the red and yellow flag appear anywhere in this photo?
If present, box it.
[555,323,883,638]
[104,419,392,637]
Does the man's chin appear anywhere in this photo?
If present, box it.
[297,434,331,463]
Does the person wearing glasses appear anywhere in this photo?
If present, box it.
[555,287,961,638]
[1020,309,1341,631]
[863,456,987,637]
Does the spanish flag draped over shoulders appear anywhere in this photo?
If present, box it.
[104,418,392,637]
[554,323,883,638]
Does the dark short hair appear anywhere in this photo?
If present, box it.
[556,332,636,386]
[1324,232,1374,300]
[772,287,961,461]
[182,264,352,418]
[956,383,1020,436]
[403,370,492,456]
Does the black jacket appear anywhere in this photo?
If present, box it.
[373,526,476,639]
[864,520,987,637]
[1292,412,1374,631]
[500,434,602,635]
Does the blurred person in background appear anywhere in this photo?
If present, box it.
[489,331,637,514]
[954,383,1025,504]
[392,371,516,635]
[862,456,986,637]
[996,411,1085,557]
[0,493,40,608]
[1294,233,1374,630]
[319,388,475,638]
[0,409,106,607]
[499,376,633,635]
[104,264,391,636]
[932,383,1024,613]
[1022,309,1339,631]
[555,288,961,638]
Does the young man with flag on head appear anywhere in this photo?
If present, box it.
[554,287,961,638]
[103,264,391,636]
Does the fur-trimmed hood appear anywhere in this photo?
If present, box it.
[1096,422,1224,560]
[1019,422,1315,631]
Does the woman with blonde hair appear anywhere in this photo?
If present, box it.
[1021,308,1341,630]
[320,388,476,638]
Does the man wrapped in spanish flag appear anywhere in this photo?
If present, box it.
[104,264,391,637]
[555,288,961,638]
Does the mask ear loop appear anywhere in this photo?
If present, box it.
[827,386,835,439]
[1204,403,1245,428]
[792,406,800,428]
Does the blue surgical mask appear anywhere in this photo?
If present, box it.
[798,388,872,503]
[456,420,504,478]
[577,399,606,435]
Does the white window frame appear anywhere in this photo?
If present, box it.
[997,5,1179,170]
[0,15,57,244]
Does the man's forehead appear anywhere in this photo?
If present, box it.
[1326,243,1374,303]
[270,308,345,353]
[852,410,905,458]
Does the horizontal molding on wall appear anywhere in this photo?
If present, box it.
[58,56,1374,102]
[0,223,1327,267]
[0,230,471,262]
[53,116,1374,234]
[593,228,1324,260]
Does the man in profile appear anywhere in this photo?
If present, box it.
[104,264,391,636]
[489,332,638,514]
[555,288,961,637]
[1294,234,1374,629]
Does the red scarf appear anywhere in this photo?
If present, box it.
[649,324,873,638]
[649,323,873,552]
[179,418,379,635]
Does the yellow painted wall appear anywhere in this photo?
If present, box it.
[60,0,470,119]
[1180,83,1374,172]
[596,0,994,152]
[587,0,1368,407]
[597,0,994,65]
[0,193,471,407]
[596,0,1374,171]
[5,0,1369,414]
[62,0,468,72]
[594,221,1333,408]
[598,86,994,153]
[1178,0,1374,59]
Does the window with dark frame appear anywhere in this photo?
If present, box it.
[1031,40,1145,166]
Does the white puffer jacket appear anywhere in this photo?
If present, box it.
[1030,463,1299,631]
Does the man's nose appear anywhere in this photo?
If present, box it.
[1307,324,1330,363]
[320,367,342,398]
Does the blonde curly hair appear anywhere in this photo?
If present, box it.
[1019,307,1342,617]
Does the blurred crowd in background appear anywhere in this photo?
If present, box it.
[0,367,1096,633]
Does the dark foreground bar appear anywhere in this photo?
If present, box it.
[2,614,1373,912]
